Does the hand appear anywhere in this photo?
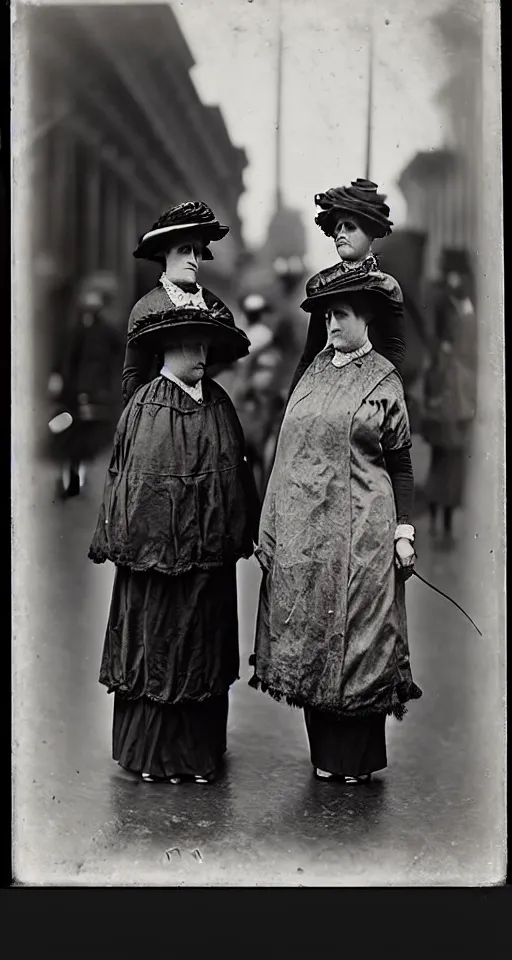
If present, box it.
[395,538,415,580]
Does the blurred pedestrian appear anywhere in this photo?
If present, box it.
[288,179,406,399]
[233,294,282,493]
[48,272,123,498]
[89,235,260,786]
[250,267,422,784]
[421,250,477,547]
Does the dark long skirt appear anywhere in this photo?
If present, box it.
[113,692,229,778]
[424,446,467,509]
[101,563,239,778]
[304,708,387,777]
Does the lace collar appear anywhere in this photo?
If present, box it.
[329,337,373,368]
[160,365,204,403]
[159,274,208,311]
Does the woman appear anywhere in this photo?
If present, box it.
[288,179,405,400]
[122,200,235,405]
[48,273,123,498]
[422,249,477,546]
[89,290,259,784]
[249,264,422,784]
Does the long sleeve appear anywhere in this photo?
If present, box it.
[121,341,156,406]
[287,309,328,399]
[380,372,414,522]
[384,447,414,522]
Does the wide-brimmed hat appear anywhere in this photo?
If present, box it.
[300,259,403,316]
[133,201,229,263]
[315,179,393,240]
[127,303,250,366]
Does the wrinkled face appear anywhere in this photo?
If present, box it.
[333,216,373,262]
[326,300,369,352]
[165,231,204,284]
[163,330,212,385]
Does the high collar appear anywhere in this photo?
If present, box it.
[160,364,204,403]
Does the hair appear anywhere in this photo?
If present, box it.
[327,290,376,323]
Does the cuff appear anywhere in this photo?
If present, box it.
[394,523,415,543]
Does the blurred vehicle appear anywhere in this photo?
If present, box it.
[48,271,123,499]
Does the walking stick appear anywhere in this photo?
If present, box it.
[411,569,483,637]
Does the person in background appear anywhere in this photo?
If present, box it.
[288,179,406,400]
[421,249,477,547]
[48,272,123,498]
[233,294,283,494]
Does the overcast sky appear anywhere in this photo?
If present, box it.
[26,0,459,271]
[174,0,457,269]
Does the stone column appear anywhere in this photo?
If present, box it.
[462,1,505,882]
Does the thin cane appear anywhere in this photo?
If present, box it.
[411,569,483,637]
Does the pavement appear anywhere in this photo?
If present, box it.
[12,441,505,886]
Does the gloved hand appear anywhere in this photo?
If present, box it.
[395,537,416,580]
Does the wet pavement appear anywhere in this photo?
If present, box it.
[13,445,505,886]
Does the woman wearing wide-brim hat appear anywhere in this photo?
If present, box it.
[88,292,259,784]
[288,179,406,400]
[249,263,422,784]
[122,200,236,405]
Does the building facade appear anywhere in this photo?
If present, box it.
[23,2,248,431]
[397,2,482,281]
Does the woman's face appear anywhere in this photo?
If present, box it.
[163,332,212,385]
[165,233,204,284]
[333,216,372,262]
[326,301,368,352]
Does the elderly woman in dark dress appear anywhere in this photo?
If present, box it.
[249,264,422,783]
[89,204,259,784]
[288,179,406,400]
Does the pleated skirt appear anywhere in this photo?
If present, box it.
[113,692,229,779]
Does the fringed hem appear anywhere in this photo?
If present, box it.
[248,672,422,722]
[101,681,236,706]
[88,550,253,573]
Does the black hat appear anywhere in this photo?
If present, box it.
[133,201,229,263]
[127,301,250,366]
[315,180,393,240]
[440,247,472,277]
[300,259,402,315]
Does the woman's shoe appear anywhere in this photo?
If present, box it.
[314,768,372,783]
[142,772,181,784]
[314,768,336,781]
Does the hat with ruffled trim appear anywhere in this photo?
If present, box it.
[315,179,393,240]
[127,300,250,366]
[300,258,403,315]
[133,201,229,263]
